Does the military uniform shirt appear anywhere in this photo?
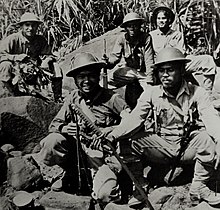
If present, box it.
[49,87,130,134]
[110,81,220,143]
[0,30,52,62]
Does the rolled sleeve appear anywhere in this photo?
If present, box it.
[108,34,124,68]
[49,94,72,133]
[143,35,154,83]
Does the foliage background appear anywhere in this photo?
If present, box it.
[0,0,220,55]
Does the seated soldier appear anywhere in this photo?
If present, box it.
[39,52,131,205]
[149,6,217,95]
[0,12,62,101]
[105,47,220,206]
[103,12,154,108]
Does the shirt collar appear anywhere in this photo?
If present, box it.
[77,86,104,105]
[156,28,175,36]
[18,30,30,44]
[159,80,190,98]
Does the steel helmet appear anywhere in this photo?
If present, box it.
[121,12,145,28]
[66,52,106,77]
[18,12,43,25]
[154,47,191,66]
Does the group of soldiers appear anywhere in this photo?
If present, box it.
[2,6,220,210]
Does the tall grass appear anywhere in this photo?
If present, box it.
[0,0,220,54]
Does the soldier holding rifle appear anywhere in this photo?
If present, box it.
[39,52,131,204]
[104,47,220,206]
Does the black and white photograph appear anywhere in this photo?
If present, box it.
[1,0,220,209]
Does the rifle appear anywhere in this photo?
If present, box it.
[69,103,154,210]
[103,39,108,89]
[68,104,92,195]
[166,109,197,184]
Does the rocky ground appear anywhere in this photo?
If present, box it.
[1,27,220,210]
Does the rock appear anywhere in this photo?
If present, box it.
[185,201,220,209]
[148,186,173,205]
[7,156,42,190]
[148,184,192,210]
[0,96,61,153]
[0,196,14,210]
[39,191,91,210]
[0,144,14,153]
[31,152,63,183]
[0,149,7,184]
[104,203,134,210]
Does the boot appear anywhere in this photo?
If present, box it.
[189,182,220,206]
[189,161,220,206]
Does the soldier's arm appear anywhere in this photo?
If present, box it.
[107,87,153,141]
[0,34,28,62]
[144,35,155,84]
[107,34,124,69]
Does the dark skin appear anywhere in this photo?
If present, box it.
[74,69,101,101]
[157,61,184,97]
[124,20,142,44]
[62,68,101,136]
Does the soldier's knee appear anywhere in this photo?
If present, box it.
[92,165,120,203]
[0,61,13,82]
[200,54,216,67]
[0,61,13,69]
[40,133,66,149]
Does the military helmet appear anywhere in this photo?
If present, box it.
[18,12,43,25]
[154,47,191,66]
[121,12,145,28]
[66,52,106,77]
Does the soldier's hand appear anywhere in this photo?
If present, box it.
[105,133,115,143]
[62,122,81,136]
[101,54,109,64]
[14,54,29,62]
[90,133,104,151]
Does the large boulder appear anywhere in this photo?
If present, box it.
[0,96,61,154]
[39,191,91,210]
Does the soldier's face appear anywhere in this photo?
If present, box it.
[157,11,169,29]
[75,69,100,94]
[21,22,39,38]
[157,62,183,89]
[125,21,141,37]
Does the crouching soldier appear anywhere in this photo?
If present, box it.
[0,12,62,101]
[105,47,220,206]
[39,52,131,205]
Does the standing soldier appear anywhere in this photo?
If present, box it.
[0,12,62,101]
